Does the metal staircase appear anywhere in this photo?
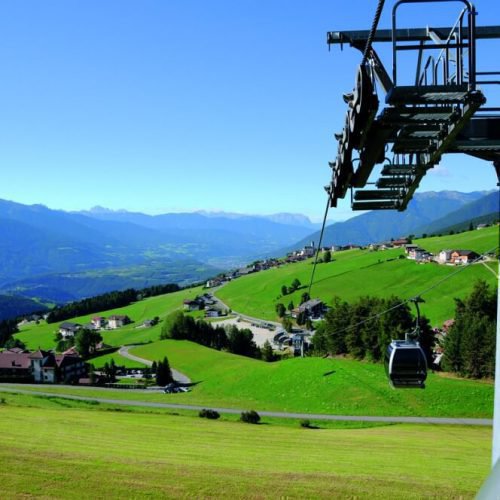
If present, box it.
[327,0,500,211]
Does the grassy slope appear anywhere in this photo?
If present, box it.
[14,339,491,418]
[14,286,204,350]
[215,226,498,325]
[130,340,493,417]
[14,227,497,350]
[0,394,490,498]
[88,351,146,369]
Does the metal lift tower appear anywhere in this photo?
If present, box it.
[325,0,500,484]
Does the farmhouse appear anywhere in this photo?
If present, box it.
[301,241,316,258]
[407,247,433,262]
[450,250,479,264]
[91,316,105,329]
[205,307,223,318]
[59,322,82,338]
[0,349,33,382]
[206,278,222,288]
[392,238,410,247]
[235,266,256,277]
[0,348,86,383]
[291,299,325,319]
[404,244,419,254]
[107,315,130,329]
[437,249,453,264]
[183,298,204,311]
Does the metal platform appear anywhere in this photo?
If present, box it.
[326,1,500,211]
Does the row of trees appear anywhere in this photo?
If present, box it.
[312,295,435,364]
[280,278,302,297]
[160,312,262,359]
[47,283,181,324]
[0,319,20,348]
[442,280,497,379]
[47,289,138,323]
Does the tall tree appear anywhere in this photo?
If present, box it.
[261,340,275,362]
[74,328,103,359]
[443,280,497,378]
[227,326,259,358]
[0,319,19,348]
[156,356,173,386]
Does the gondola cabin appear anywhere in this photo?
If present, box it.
[385,340,427,389]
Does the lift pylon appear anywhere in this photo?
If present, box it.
[327,0,500,211]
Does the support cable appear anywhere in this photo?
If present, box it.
[361,0,386,67]
[308,194,331,297]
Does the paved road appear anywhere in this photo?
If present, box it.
[118,346,191,384]
[211,289,282,329]
[0,385,491,426]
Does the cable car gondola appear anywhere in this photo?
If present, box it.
[385,339,427,389]
[384,297,428,389]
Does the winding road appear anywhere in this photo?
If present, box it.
[118,346,191,384]
[0,385,492,426]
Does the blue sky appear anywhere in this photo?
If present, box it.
[0,0,498,221]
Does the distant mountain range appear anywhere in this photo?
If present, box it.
[0,191,497,309]
[0,200,318,303]
[290,190,498,250]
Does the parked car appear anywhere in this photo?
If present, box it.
[163,383,190,394]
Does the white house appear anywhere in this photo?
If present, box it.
[437,250,453,264]
[107,315,130,329]
[91,316,105,329]
[301,241,316,258]
[58,322,82,339]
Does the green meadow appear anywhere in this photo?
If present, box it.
[129,340,494,417]
[14,286,204,350]
[14,227,498,352]
[88,350,146,369]
[0,392,491,498]
[215,226,498,325]
[5,339,493,418]
[3,225,497,500]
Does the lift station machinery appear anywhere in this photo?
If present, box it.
[326,0,500,211]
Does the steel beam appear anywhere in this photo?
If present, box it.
[327,26,500,45]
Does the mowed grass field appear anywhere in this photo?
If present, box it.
[14,286,204,350]
[130,340,494,417]
[0,392,491,498]
[215,226,498,325]
[6,339,492,418]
